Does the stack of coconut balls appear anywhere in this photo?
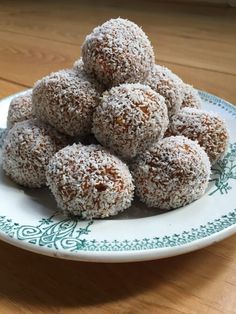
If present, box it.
[2,18,229,219]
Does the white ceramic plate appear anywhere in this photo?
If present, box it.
[0,90,236,263]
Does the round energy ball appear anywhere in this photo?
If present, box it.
[167,108,229,164]
[2,119,68,188]
[181,84,202,109]
[132,136,211,209]
[145,65,184,117]
[32,68,101,137]
[46,144,134,219]
[82,18,155,87]
[93,83,169,160]
[7,90,34,128]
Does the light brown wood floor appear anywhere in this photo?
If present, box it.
[0,1,236,313]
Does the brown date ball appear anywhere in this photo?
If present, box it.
[145,65,184,117]
[167,108,229,164]
[46,144,134,219]
[82,18,155,87]
[7,91,34,128]
[2,119,69,188]
[93,83,169,160]
[32,68,101,137]
[181,84,202,109]
[132,136,211,209]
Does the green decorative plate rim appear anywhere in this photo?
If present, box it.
[0,90,236,262]
[0,209,236,253]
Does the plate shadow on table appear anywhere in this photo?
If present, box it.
[0,166,58,214]
[0,238,233,310]
[14,184,219,221]
[22,182,165,218]
[24,189,165,219]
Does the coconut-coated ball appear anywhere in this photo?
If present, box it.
[167,108,229,164]
[82,18,155,87]
[93,83,169,160]
[46,144,134,219]
[132,136,211,209]
[7,91,34,128]
[181,84,202,109]
[2,119,69,187]
[145,65,184,117]
[32,68,101,137]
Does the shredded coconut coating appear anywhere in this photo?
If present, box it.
[93,83,169,160]
[7,91,34,128]
[0,128,7,148]
[166,108,229,164]
[181,84,202,109]
[132,136,211,209]
[46,144,134,219]
[82,18,155,87]
[73,58,105,93]
[145,65,184,117]
[32,68,101,137]
[2,119,69,188]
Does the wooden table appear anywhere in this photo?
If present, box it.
[0,1,236,313]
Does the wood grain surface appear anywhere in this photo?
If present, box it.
[0,1,236,313]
